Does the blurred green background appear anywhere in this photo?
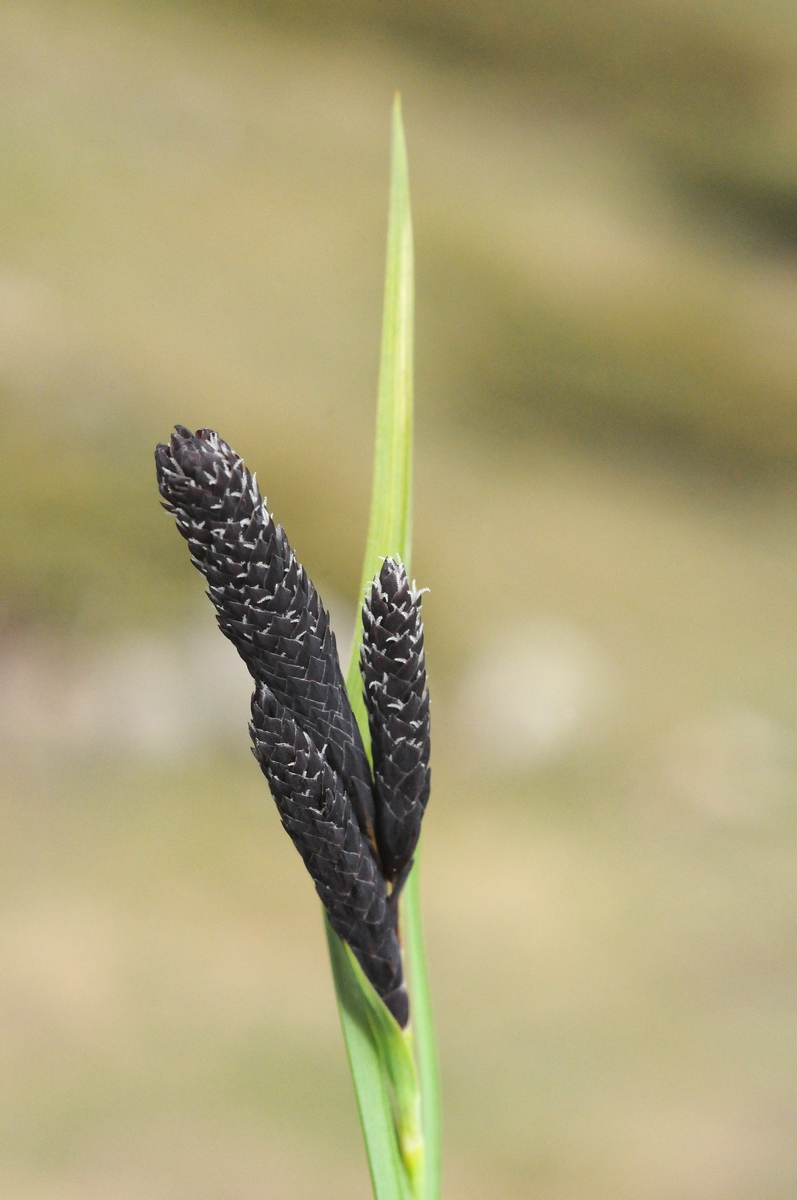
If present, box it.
[1,1,797,1196]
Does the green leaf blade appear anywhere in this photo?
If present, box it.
[346,92,414,739]
[328,93,441,1200]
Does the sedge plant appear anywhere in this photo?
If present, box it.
[154,97,440,1200]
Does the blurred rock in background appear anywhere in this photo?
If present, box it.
[1,2,797,1197]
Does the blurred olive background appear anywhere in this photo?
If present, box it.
[1,1,797,1197]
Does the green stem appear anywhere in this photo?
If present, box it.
[402,857,441,1200]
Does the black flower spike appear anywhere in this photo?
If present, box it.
[155,426,377,849]
[360,557,431,885]
[250,683,408,1026]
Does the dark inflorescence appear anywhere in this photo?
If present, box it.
[361,558,431,886]
[250,684,407,1025]
[155,426,376,845]
[155,426,430,1028]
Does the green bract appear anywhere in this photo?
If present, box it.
[325,95,440,1200]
